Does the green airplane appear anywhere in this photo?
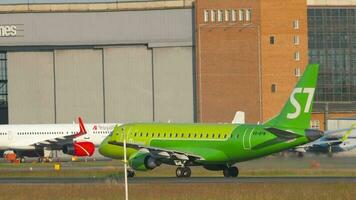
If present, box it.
[99,64,322,178]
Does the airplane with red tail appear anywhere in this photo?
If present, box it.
[0,117,116,162]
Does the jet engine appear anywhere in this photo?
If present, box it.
[128,152,160,171]
[62,142,95,157]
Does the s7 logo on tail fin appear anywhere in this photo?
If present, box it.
[287,87,315,119]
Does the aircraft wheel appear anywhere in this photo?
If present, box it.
[127,170,135,178]
[176,167,183,178]
[176,167,191,178]
[223,168,231,177]
[297,152,304,158]
[223,166,239,178]
[229,166,239,177]
[182,167,191,177]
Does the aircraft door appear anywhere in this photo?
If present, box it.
[243,128,254,150]
[7,130,13,141]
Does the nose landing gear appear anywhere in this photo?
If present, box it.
[127,169,135,178]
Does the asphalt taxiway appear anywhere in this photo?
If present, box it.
[0,176,356,184]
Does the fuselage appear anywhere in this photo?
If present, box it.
[99,123,313,165]
[0,123,116,150]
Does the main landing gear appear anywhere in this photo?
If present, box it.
[176,166,191,178]
[223,166,239,178]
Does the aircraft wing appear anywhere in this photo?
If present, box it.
[301,139,342,148]
[323,124,356,139]
[297,124,356,150]
[108,141,203,162]
[31,117,87,150]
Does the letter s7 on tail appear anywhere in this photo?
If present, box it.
[99,64,322,178]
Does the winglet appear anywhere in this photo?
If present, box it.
[341,124,356,142]
[74,117,87,137]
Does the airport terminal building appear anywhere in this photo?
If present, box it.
[0,0,355,130]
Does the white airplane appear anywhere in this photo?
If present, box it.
[0,117,117,162]
[295,124,356,156]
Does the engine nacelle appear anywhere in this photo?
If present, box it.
[62,142,95,157]
[128,152,160,171]
[3,150,16,162]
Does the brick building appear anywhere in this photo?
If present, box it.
[195,0,308,123]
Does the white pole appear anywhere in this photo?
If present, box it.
[123,128,128,200]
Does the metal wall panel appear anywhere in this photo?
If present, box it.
[55,49,104,123]
[7,51,55,124]
[0,9,193,47]
[153,47,194,123]
[104,46,153,123]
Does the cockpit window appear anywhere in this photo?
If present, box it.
[108,131,113,136]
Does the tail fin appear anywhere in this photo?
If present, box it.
[78,117,87,134]
[264,64,319,129]
[341,124,356,142]
[74,117,87,137]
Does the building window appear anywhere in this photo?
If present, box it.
[204,10,209,22]
[270,36,275,44]
[0,52,8,124]
[224,10,230,22]
[310,120,320,129]
[295,67,301,77]
[293,35,300,45]
[231,10,237,22]
[308,8,356,103]
[294,51,300,61]
[293,20,299,29]
[239,9,244,21]
[210,10,216,22]
[271,84,277,93]
[217,10,223,22]
[245,9,251,21]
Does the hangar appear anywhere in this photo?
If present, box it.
[0,2,195,124]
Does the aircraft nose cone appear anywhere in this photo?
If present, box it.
[305,129,324,142]
[98,138,110,157]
